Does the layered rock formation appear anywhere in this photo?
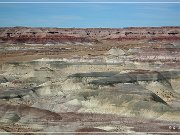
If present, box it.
[0,27,180,44]
[0,27,180,133]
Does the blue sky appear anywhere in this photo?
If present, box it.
[0,0,180,28]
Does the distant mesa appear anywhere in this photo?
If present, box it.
[0,26,180,44]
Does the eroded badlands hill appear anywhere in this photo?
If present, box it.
[0,27,180,133]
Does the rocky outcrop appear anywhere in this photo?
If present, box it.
[0,87,39,99]
[86,71,180,86]
[0,76,8,84]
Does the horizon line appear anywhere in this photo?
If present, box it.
[1,26,180,28]
[0,2,180,4]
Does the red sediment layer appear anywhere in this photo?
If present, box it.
[0,35,94,44]
[0,27,180,44]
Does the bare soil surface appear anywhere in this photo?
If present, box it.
[0,27,180,134]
